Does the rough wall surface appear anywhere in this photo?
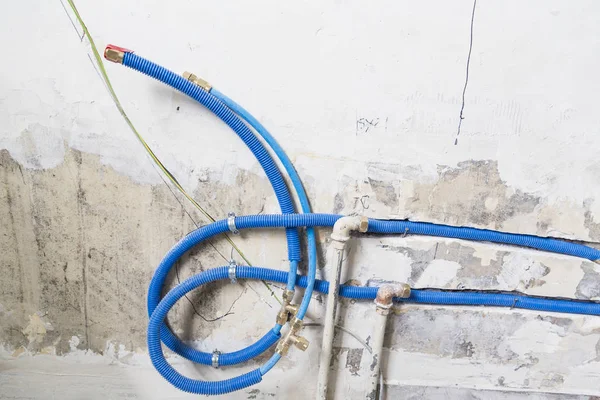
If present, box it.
[2,0,600,399]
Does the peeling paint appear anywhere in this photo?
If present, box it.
[3,1,600,398]
[22,313,51,344]
[0,148,283,354]
[575,262,600,300]
[345,347,364,376]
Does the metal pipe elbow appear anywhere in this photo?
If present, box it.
[331,216,369,249]
[375,284,411,315]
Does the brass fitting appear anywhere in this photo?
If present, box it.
[375,283,411,316]
[282,289,295,303]
[276,304,299,325]
[275,317,309,356]
[358,216,369,233]
[182,71,212,92]
[276,290,298,325]
[104,48,124,64]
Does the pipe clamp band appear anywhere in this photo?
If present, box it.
[227,212,239,234]
[228,261,237,284]
[211,350,221,368]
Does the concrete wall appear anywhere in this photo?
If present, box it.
[2,0,600,398]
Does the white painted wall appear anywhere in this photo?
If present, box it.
[2,1,600,399]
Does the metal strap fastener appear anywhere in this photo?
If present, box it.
[228,260,237,284]
[212,350,221,368]
[227,212,239,234]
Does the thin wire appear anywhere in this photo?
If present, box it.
[304,322,384,399]
[63,0,280,304]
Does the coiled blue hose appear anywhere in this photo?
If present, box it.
[148,264,600,393]
[147,267,263,395]
[121,52,302,263]
[210,88,317,318]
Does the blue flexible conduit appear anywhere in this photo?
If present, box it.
[147,213,600,394]
[210,88,318,319]
[109,49,600,395]
[149,263,600,394]
[121,52,302,264]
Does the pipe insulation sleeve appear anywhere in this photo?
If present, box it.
[147,219,284,366]
[147,267,263,395]
[121,52,302,262]
[240,266,600,316]
[210,88,318,317]
[109,49,600,396]
[367,219,600,261]
[149,265,600,393]
[149,214,600,369]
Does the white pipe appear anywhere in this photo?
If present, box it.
[365,284,410,399]
[316,216,368,400]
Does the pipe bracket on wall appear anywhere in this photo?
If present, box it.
[211,350,221,368]
[227,212,239,234]
[228,260,238,284]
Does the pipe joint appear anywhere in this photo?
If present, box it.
[276,289,298,325]
[375,283,411,315]
[103,45,132,64]
[182,71,212,92]
[276,304,299,325]
[275,317,309,356]
[331,216,368,249]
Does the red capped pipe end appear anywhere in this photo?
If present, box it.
[104,44,133,64]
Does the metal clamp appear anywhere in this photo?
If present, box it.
[227,212,239,234]
[228,260,237,284]
[212,350,221,368]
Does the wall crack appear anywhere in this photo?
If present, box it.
[454,0,477,145]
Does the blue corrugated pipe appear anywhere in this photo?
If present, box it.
[107,48,600,395]
[120,49,318,327]
[120,51,302,264]
[210,88,317,319]
[209,88,318,374]
[112,49,320,376]
[148,264,600,394]
[146,213,599,394]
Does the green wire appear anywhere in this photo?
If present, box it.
[65,0,280,304]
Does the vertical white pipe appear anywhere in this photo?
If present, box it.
[366,311,388,399]
[365,284,410,399]
[316,216,368,400]
[316,248,344,399]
